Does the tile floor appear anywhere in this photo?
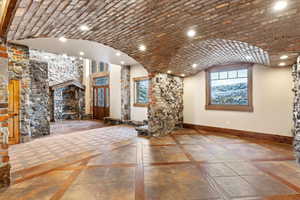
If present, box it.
[50,120,107,135]
[1,125,300,200]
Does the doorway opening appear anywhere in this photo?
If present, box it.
[8,80,20,144]
[93,76,110,120]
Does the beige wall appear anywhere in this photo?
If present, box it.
[85,62,147,121]
[84,61,121,119]
[183,65,293,136]
[130,64,148,121]
[109,64,122,119]
[83,59,91,114]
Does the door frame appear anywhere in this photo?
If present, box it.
[8,79,20,144]
[92,75,110,120]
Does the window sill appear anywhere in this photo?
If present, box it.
[134,103,148,107]
[205,104,253,112]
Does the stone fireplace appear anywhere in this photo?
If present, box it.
[50,80,85,121]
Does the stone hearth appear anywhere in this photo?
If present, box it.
[50,80,85,121]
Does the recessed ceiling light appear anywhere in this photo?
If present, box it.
[187,29,196,38]
[59,37,67,42]
[79,57,83,60]
[274,1,287,11]
[139,45,146,51]
[192,64,197,68]
[181,74,185,77]
[79,25,90,31]
[280,55,289,60]
[121,61,125,65]
[279,62,286,66]
[116,52,121,56]
[167,70,172,74]
[79,51,85,56]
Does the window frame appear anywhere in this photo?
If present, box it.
[205,63,253,112]
[133,76,150,107]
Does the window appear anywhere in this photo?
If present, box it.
[92,60,97,73]
[92,61,109,73]
[99,62,105,72]
[94,77,109,86]
[206,64,253,112]
[134,77,149,107]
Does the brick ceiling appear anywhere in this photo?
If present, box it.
[169,39,270,74]
[6,0,300,76]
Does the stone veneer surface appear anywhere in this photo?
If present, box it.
[30,50,83,86]
[5,46,84,141]
[0,45,8,105]
[148,73,183,137]
[7,43,31,142]
[0,39,10,188]
[121,65,131,120]
[53,85,85,121]
[293,56,300,164]
[30,50,84,122]
[29,60,50,138]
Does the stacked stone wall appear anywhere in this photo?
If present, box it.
[148,73,183,137]
[29,60,50,138]
[7,43,31,142]
[6,44,86,141]
[29,50,83,86]
[53,85,85,121]
[0,40,10,188]
[121,65,131,120]
[30,50,84,122]
[293,56,300,164]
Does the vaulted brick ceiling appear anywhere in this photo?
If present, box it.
[6,0,300,76]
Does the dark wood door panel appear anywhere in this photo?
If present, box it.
[93,86,109,120]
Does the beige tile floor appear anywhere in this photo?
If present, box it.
[1,124,300,200]
[9,125,136,172]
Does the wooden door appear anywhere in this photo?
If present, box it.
[8,80,20,144]
[93,86,109,120]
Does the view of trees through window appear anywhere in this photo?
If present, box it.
[210,69,248,105]
[136,79,149,104]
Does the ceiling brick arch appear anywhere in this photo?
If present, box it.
[168,39,270,75]
[6,0,300,76]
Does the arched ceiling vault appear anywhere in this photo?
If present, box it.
[169,39,270,74]
[6,0,300,76]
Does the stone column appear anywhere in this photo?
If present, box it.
[53,88,64,121]
[0,39,11,188]
[49,89,55,122]
[293,56,300,164]
[7,43,31,142]
[29,60,50,138]
[121,65,131,120]
[148,73,184,137]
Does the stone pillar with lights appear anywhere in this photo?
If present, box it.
[293,56,300,164]
[148,73,184,137]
